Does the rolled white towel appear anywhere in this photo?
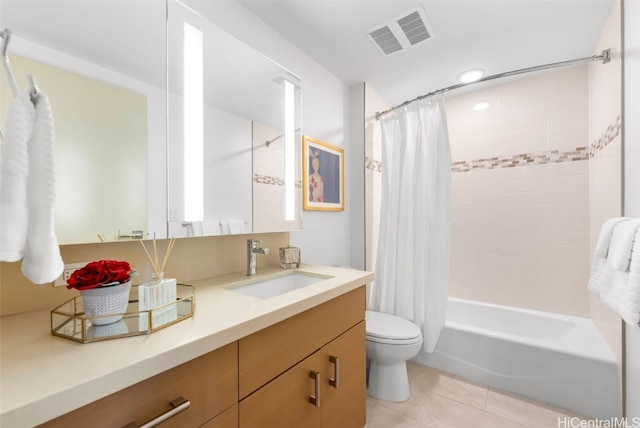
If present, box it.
[0,91,35,262]
[607,218,640,272]
[21,93,64,284]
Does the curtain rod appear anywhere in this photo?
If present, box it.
[375,48,611,120]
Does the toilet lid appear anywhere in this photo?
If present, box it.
[365,310,422,342]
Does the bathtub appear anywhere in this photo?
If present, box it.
[412,298,618,419]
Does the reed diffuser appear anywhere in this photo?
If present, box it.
[138,238,178,328]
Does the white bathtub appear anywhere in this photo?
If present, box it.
[412,298,619,419]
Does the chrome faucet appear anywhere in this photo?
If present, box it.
[247,239,269,276]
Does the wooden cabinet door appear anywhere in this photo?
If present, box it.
[201,404,238,428]
[239,287,365,399]
[321,321,366,428]
[239,352,322,428]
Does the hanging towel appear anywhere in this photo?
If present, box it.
[589,217,629,295]
[0,91,35,262]
[21,93,64,284]
[599,226,640,324]
[588,217,640,325]
[593,217,629,260]
[202,219,221,236]
[226,218,245,234]
[191,221,203,237]
[607,218,640,271]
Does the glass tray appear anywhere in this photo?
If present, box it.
[51,284,195,343]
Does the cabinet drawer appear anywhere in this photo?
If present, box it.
[239,286,365,398]
[40,342,238,428]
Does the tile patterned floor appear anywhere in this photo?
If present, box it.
[365,362,587,428]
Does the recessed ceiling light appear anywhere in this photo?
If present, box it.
[458,69,485,84]
[473,102,490,111]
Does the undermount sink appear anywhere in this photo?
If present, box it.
[227,272,331,299]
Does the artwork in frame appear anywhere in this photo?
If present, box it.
[302,135,344,211]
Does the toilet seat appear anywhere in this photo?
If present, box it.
[365,310,422,345]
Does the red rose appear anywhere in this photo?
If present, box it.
[66,260,133,290]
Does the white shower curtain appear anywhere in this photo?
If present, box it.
[371,94,452,353]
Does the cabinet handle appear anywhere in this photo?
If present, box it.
[329,355,340,388]
[309,370,320,408]
[122,396,190,428]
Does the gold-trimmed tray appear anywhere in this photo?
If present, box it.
[51,284,195,343]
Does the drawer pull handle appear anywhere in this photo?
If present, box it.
[329,355,340,388]
[123,396,191,428]
[309,370,320,408]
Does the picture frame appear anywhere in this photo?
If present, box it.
[302,135,344,211]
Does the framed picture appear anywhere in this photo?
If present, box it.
[302,135,344,211]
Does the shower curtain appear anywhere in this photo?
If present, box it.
[371,94,452,353]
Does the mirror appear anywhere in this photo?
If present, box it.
[0,0,167,244]
[1,0,301,244]
[167,1,302,236]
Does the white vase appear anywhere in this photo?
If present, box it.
[80,280,132,325]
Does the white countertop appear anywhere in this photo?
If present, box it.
[0,264,373,427]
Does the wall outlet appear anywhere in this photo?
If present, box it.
[53,262,89,287]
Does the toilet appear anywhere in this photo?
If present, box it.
[365,310,423,402]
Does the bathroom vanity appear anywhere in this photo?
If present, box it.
[0,265,372,427]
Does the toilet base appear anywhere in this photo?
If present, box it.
[366,359,410,402]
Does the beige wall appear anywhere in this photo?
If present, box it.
[0,233,289,316]
[447,65,591,316]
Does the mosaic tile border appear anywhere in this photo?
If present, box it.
[254,174,284,186]
[253,174,302,188]
[366,147,591,173]
[450,147,589,173]
[366,156,382,173]
[365,115,621,174]
[590,115,621,157]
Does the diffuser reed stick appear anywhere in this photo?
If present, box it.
[138,237,176,279]
[160,238,177,274]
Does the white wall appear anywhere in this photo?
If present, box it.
[349,84,366,271]
[623,0,640,418]
[183,1,352,267]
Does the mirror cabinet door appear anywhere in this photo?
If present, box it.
[1,0,301,245]
[0,0,167,244]
[167,0,302,237]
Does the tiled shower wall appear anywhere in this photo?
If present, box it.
[588,0,623,376]
[447,65,591,317]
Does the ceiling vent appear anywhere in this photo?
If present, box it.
[367,6,434,56]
